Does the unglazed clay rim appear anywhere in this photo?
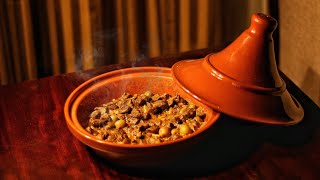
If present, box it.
[64,67,220,149]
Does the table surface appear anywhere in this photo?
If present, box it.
[1,48,319,179]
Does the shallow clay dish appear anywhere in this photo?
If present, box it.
[64,67,220,167]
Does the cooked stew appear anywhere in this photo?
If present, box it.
[85,91,206,144]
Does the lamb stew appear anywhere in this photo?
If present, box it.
[85,91,207,144]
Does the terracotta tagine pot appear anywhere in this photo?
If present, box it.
[172,13,304,125]
[64,13,304,170]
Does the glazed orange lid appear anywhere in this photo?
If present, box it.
[172,13,304,125]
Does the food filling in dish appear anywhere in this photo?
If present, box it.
[86,91,206,144]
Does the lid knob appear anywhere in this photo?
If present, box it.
[249,13,278,35]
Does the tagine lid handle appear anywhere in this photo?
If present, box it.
[250,13,278,35]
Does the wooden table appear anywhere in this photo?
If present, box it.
[1,49,319,179]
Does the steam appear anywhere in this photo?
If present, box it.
[75,29,118,71]
[72,28,156,90]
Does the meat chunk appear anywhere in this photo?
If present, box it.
[134,95,147,106]
[130,108,142,118]
[146,126,160,133]
[120,93,132,99]
[173,95,187,104]
[151,94,160,101]
[90,110,101,119]
[123,126,142,141]
[185,108,196,118]
[196,107,206,118]
[186,119,200,132]
[92,119,108,127]
[146,102,158,114]
[137,120,150,131]
[167,97,175,107]
[160,93,170,100]
[127,117,139,126]
[152,100,168,110]
[169,116,181,126]
[142,113,151,120]
[103,102,118,110]
[119,105,132,114]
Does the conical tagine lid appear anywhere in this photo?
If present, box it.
[172,13,304,125]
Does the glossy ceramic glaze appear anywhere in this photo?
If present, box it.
[172,13,304,125]
[64,67,220,167]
